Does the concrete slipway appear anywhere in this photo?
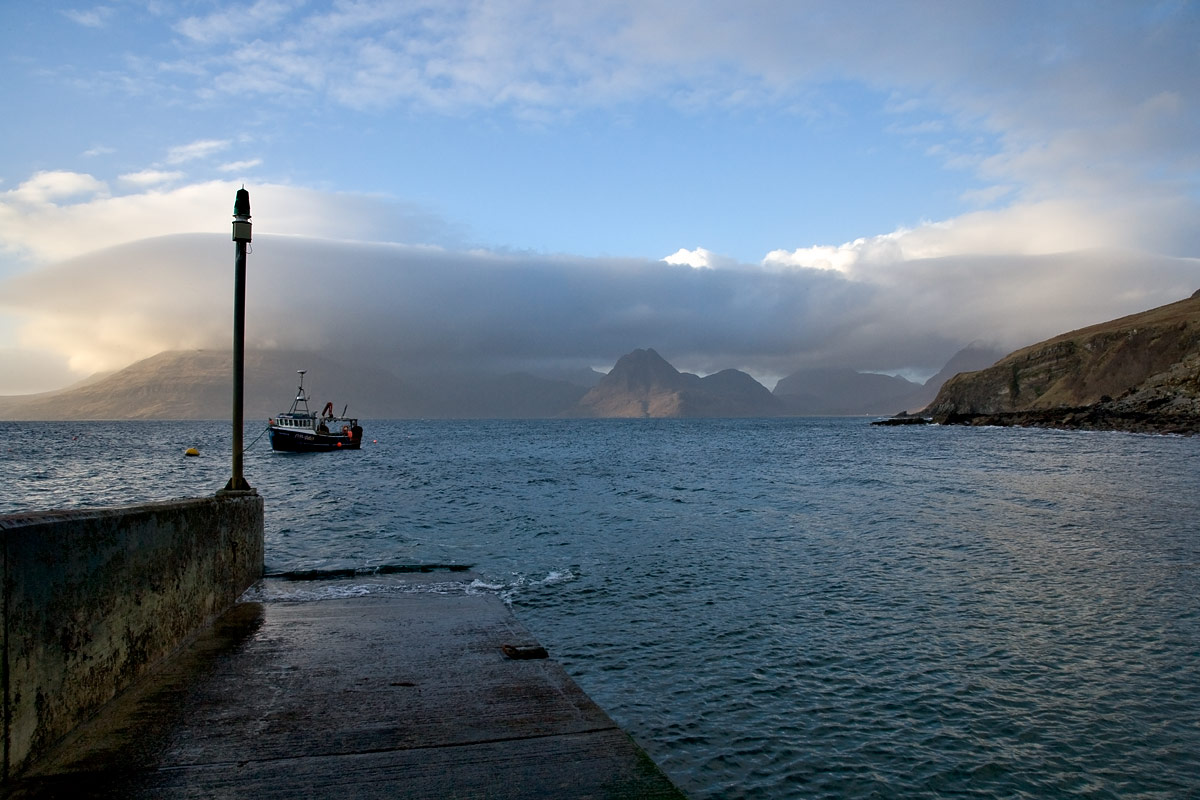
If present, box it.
[6,572,686,799]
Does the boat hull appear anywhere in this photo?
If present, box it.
[268,425,362,453]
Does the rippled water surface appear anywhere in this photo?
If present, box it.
[3,418,1199,799]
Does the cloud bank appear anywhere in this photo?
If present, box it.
[2,231,1196,394]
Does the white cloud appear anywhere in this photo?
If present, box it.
[762,196,1178,279]
[62,6,113,28]
[119,170,186,187]
[662,247,738,269]
[0,178,465,266]
[764,234,905,275]
[3,171,109,207]
[166,139,231,165]
[959,184,1015,207]
[174,0,300,44]
[218,159,263,173]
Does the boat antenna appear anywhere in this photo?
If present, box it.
[291,369,311,414]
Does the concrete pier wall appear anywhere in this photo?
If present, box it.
[0,495,264,779]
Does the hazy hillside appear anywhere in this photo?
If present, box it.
[0,350,601,421]
[772,344,1004,415]
[918,344,1006,400]
[773,368,923,416]
[566,348,783,418]
[0,350,420,420]
[926,291,1200,433]
[0,342,1010,421]
[400,371,589,418]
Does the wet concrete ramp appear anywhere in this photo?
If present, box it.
[8,574,685,799]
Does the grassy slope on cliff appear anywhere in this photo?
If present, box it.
[925,292,1200,433]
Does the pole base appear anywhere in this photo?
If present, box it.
[218,476,256,495]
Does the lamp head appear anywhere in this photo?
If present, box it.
[232,187,252,242]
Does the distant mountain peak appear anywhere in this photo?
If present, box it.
[605,348,680,388]
[566,348,781,418]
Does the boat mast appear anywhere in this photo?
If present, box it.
[291,369,311,415]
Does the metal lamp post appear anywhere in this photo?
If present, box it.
[221,187,255,494]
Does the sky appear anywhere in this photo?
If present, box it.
[1,0,1199,394]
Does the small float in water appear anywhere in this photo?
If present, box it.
[268,370,363,453]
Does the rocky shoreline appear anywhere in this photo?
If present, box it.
[874,405,1200,435]
[931,406,1200,435]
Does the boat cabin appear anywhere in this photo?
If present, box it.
[273,414,317,429]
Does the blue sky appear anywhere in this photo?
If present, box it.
[1,1,1199,394]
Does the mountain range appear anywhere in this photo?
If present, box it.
[7,290,1196,429]
[770,342,1000,416]
[0,345,999,421]
[566,348,783,418]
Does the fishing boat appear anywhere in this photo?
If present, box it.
[268,370,363,452]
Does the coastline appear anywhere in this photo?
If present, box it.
[931,407,1200,436]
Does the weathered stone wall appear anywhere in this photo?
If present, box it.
[0,495,264,779]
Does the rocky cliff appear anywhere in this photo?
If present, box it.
[566,348,783,418]
[925,292,1200,434]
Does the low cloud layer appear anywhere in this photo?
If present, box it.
[3,231,1196,394]
[0,179,465,270]
[2,2,1197,393]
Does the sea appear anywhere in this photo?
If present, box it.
[3,417,1198,799]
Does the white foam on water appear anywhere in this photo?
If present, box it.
[242,577,479,603]
[536,569,577,586]
[488,568,578,604]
